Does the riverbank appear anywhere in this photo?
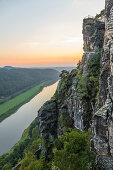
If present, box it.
[0,119,38,169]
[0,81,58,157]
[0,81,49,123]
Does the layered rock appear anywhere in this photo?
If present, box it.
[37,1,113,169]
[91,99,113,169]
[66,80,84,131]
[37,12,105,136]
[99,0,113,106]
[72,16,105,130]
[58,74,84,131]
[91,0,113,169]
[59,16,105,131]
[82,17,105,75]
[38,99,58,158]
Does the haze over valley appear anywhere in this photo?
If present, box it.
[1,0,113,169]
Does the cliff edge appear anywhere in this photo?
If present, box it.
[37,0,113,169]
[91,0,113,169]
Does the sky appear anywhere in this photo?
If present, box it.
[0,0,105,67]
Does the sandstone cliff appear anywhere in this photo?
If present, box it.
[91,0,113,169]
[37,1,113,169]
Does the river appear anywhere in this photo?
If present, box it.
[0,81,58,156]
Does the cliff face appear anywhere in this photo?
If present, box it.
[99,0,113,106]
[37,10,105,153]
[82,17,105,75]
[91,0,113,169]
[37,1,113,169]
[55,16,105,132]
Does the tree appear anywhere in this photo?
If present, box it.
[53,129,95,170]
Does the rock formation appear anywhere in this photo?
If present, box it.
[91,0,113,169]
[37,0,113,168]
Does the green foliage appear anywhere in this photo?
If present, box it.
[0,82,47,122]
[2,163,12,170]
[78,52,101,101]
[52,69,78,132]
[76,61,81,70]
[59,69,78,98]
[59,71,71,96]
[52,90,59,100]
[52,129,95,170]
[0,53,101,169]
[95,9,105,19]
[19,152,44,170]
[59,70,69,80]
[83,17,95,23]
[88,52,101,76]
[77,52,101,129]
[0,68,59,100]
[0,122,95,170]
[12,129,95,170]
[78,75,88,98]
[58,109,74,132]
[0,119,39,169]
[87,52,101,100]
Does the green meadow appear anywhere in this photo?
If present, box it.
[0,82,47,122]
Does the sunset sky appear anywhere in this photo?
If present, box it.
[0,0,105,67]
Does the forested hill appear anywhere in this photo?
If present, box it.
[0,1,113,169]
[0,67,59,102]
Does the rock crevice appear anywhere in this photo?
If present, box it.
[37,0,113,168]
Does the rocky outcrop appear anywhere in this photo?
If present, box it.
[91,100,113,169]
[58,16,105,131]
[56,72,83,131]
[66,80,84,131]
[82,17,105,75]
[37,99,58,158]
[83,18,105,52]
[38,99,58,139]
[37,12,105,135]
[37,1,113,168]
[99,0,113,107]
[91,0,113,169]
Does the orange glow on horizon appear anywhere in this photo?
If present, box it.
[0,54,83,66]
[0,50,83,66]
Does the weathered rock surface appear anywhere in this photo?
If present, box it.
[82,16,105,75]
[37,0,113,168]
[38,99,58,140]
[61,78,84,131]
[99,0,113,106]
[60,15,105,131]
[83,18,105,52]
[37,10,105,135]
[91,0,113,169]
[91,99,113,169]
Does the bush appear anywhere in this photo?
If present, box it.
[77,75,88,98]
[19,152,44,170]
[53,129,95,170]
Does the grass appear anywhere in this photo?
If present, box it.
[0,119,38,169]
[0,81,48,122]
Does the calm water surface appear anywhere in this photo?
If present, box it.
[0,81,58,155]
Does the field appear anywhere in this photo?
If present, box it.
[0,81,48,122]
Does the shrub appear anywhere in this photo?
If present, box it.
[53,129,95,170]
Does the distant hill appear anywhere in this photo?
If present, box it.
[33,67,76,72]
[3,66,14,70]
[0,67,59,102]
[53,67,75,72]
